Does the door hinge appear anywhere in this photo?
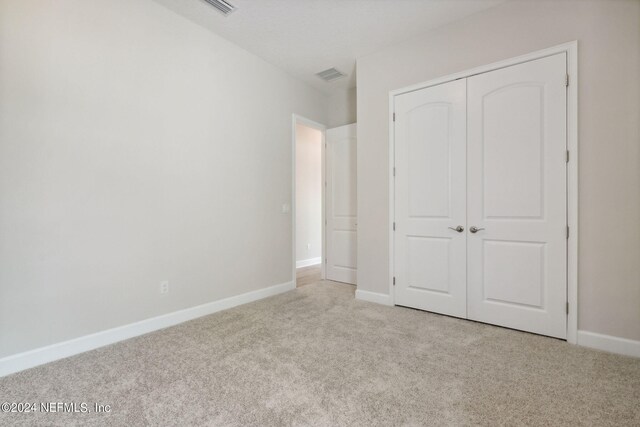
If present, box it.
[566,150,570,163]
[393,166,396,177]
[393,112,396,122]
[393,276,396,286]
[325,258,327,264]
[566,226,570,239]
[566,302,569,314]
[565,74,569,87]
[393,222,396,231]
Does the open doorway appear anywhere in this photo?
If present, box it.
[292,116,325,287]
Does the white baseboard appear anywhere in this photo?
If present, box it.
[0,280,295,378]
[577,330,640,358]
[296,257,322,268]
[355,289,394,306]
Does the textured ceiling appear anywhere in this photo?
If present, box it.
[155,0,505,94]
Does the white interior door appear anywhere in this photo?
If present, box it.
[326,124,357,284]
[394,79,467,317]
[466,53,567,338]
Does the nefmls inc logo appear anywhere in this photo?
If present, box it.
[40,402,89,413]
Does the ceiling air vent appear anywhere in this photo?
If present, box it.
[203,0,236,16]
[316,68,346,82]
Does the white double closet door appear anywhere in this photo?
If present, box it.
[394,54,567,339]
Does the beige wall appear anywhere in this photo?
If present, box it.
[0,0,327,358]
[295,124,323,264]
[327,87,357,128]
[357,0,640,341]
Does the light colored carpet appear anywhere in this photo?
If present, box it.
[1,281,639,426]
[296,265,322,287]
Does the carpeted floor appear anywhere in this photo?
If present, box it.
[296,265,322,287]
[1,281,639,426]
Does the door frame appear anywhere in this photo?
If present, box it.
[387,41,579,343]
[292,114,327,287]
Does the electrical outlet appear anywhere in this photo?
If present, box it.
[160,281,169,295]
[307,243,311,250]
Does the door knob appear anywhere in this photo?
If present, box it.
[448,225,464,233]
[469,226,485,233]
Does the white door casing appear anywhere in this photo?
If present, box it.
[326,124,357,284]
[466,53,568,338]
[394,79,467,317]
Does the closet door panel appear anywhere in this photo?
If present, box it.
[394,79,467,318]
[466,53,567,338]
